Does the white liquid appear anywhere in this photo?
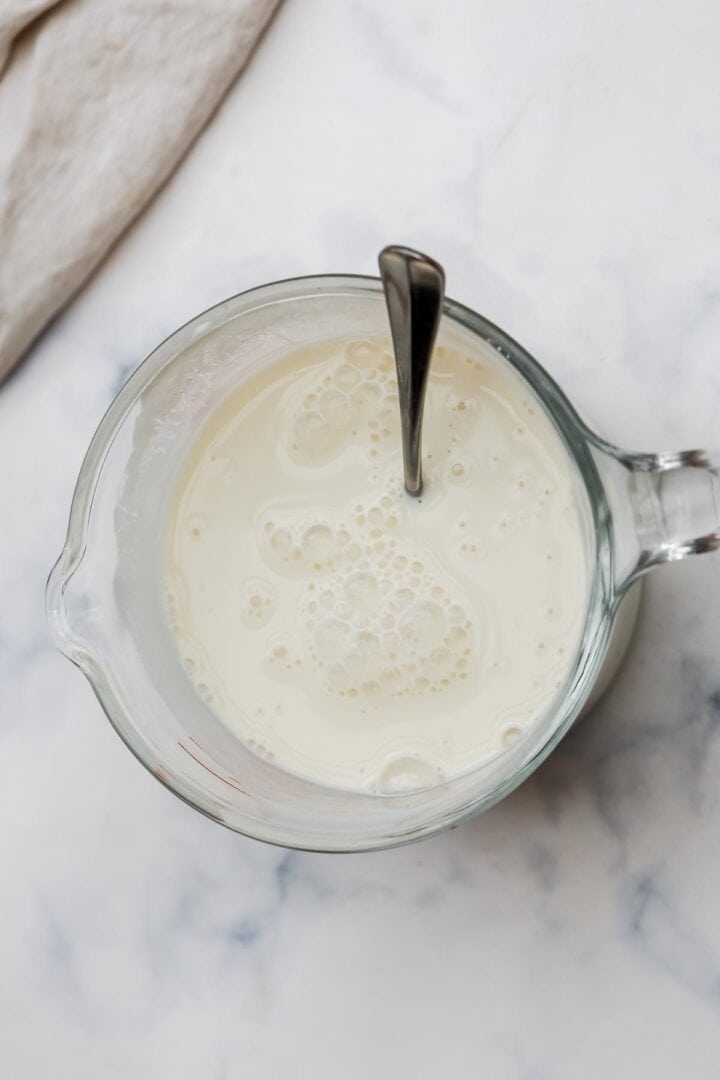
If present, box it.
[164,335,589,793]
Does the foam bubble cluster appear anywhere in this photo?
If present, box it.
[251,339,482,702]
[271,493,478,702]
[257,479,477,702]
[288,340,399,465]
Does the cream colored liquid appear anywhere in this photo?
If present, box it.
[164,336,589,793]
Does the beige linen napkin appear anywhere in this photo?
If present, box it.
[0,0,280,379]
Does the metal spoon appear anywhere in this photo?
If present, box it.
[378,245,445,496]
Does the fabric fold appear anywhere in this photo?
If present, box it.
[0,0,279,379]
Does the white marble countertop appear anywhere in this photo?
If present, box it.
[3,1,720,1076]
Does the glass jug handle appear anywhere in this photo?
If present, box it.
[592,443,720,593]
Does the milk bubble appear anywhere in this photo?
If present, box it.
[265,632,300,676]
[391,586,415,611]
[376,754,440,794]
[380,631,402,660]
[426,647,454,679]
[240,577,275,629]
[344,570,378,611]
[313,617,350,659]
[502,724,523,747]
[318,388,351,426]
[350,381,383,415]
[333,363,360,392]
[301,524,334,563]
[345,340,378,365]
[325,662,350,692]
[399,601,446,649]
[292,410,337,459]
[269,526,292,557]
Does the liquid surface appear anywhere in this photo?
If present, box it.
[164,336,589,793]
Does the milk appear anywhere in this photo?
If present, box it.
[164,335,589,794]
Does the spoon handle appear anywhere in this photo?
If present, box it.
[378,245,445,496]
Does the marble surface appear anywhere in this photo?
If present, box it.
[3,1,720,1076]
